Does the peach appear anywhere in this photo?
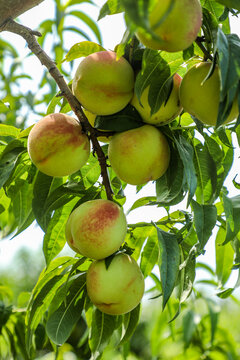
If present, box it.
[86,253,145,315]
[179,62,239,126]
[27,113,90,177]
[131,73,183,125]
[136,0,202,52]
[65,199,127,259]
[108,125,170,185]
[72,51,134,115]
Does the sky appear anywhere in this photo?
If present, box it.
[0,1,240,291]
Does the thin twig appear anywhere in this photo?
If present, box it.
[195,36,213,61]
[0,18,114,200]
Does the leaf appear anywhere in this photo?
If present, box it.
[178,251,196,304]
[140,232,159,278]
[26,274,68,353]
[119,304,140,345]
[46,274,86,345]
[183,310,196,348]
[0,124,21,138]
[215,0,240,10]
[89,309,118,356]
[156,142,186,206]
[98,0,123,20]
[43,198,79,266]
[154,224,180,310]
[95,104,143,132]
[127,196,156,214]
[222,194,240,244]
[32,172,55,232]
[64,41,105,62]
[174,134,197,206]
[191,200,217,252]
[215,226,234,287]
[68,11,102,44]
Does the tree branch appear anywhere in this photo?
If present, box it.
[0,0,45,26]
[0,18,114,201]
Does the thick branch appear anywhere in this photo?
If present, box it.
[0,18,114,201]
[0,0,45,26]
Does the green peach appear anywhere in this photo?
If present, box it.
[27,113,90,177]
[108,125,170,185]
[179,62,239,126]
[131,73,182,125]
[65,199,127,260]
[136,0,202,52]
[86,253,145,315]
[73,51,134,115]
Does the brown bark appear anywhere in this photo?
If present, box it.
[0,0,45,26]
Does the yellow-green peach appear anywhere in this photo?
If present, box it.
[136,0,202,52]
[73,51,134,115]
[108,125,170,185]
[65,199,127,259]
[179,62,239,126]
[86,253,145,315]
[131,73,182,125]
[27,113,90,177]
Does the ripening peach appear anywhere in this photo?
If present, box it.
[86,253,145,315]
[179,62,239,126]
[108,125,170,185]
[136,0,202,52]
[27,113,90,177]
[73,51,134,115]
[65,199,127,259]
[131,73,182,125]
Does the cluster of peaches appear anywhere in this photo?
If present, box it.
[26,0,239,315]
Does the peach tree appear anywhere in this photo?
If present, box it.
[0,0,240,358]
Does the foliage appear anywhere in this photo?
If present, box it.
[0,0,240,358]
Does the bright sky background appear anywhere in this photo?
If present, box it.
[0,1,240,292]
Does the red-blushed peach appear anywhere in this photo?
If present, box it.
[179,62,239,126]
[65,199,127,259]
[131,73,183,125]
[72,51,134,115]
[108,125,170,185]
[86,253,145,315]
[136,0,202,52]
[27,113,90,177]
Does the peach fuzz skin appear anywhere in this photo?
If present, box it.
[27,113,90,177]
[65,199,127,260]
[108,125,170,185]
[136,0,202,52]
[72,51,135,116]
[86,253,145,315]
[179,62,239,126]
[131,73,183,125]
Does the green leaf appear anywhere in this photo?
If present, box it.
[223,194,240,244]
[0,124,21,138]
[119,304,140,345]
[68,11,102,44]
[174,135,197,206]
[178,251,196,304]
[191,200,217,252]
[183,310,196,348]
[95,104,143,132]
[140,232,159,278]
[156,142,186,206]
[98,0,123,20]
[215,0,240,10]
[46,274,86,345]
[154,224,180,310]
[127,196,156,214]
[89,309,118,356]
[43,198,79,266]
[32,172,55,232]
[215,226,234,287]
[64,41,105,62]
